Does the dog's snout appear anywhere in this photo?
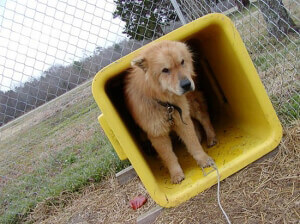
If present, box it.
[180,79,191,91]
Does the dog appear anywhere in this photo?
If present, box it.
[124,40,217,184]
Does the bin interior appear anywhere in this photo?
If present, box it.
[104,24,271,198]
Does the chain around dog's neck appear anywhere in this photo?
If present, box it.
[155,100,187,126]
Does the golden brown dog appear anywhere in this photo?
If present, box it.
[125,40,217,184]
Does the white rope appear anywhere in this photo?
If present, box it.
[202,163,231,224]
[213,164,232,224]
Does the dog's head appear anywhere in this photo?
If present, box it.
[131,40,195,96]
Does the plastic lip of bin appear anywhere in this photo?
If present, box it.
[92,13,282,208]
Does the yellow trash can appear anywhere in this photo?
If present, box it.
[92,13,282,207]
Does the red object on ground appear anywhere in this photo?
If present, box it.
[129,195,147,210]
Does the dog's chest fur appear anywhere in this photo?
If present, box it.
[125,71,190,137]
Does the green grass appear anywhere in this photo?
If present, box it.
[279,93,300,122]
[250,35,299,72]
[46,97,99,136]
[0,94,130,223]
[0,131,130,223]
[1,95,97,145]
[253,55,270,71]
[0,97,100,174]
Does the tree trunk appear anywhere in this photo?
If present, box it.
[235,0,250,11]
[258,0,298,39]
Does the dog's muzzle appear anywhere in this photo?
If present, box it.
[180,79,192,93]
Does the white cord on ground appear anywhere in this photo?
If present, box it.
[212,164,232,224]
[202,163,231,224]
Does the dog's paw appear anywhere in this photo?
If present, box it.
[207,137,218,148]
[171,172,185,184]
[197,154,215,168]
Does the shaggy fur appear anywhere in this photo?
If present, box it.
[125,40,217,184]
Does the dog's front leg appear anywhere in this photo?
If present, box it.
[193,110,217,147]
[148,135,185,184]
[174,118,214,168]
[188,91,217,147]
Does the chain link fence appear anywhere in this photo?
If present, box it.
[0,0,298,128]
[174,0,299,125]
[0,0,180,127]
[0,0,299,222]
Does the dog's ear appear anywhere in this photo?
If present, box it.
[131,56,147,72]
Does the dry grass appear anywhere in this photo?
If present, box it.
[0,80,98,182]
[26,121,299,224]
[27,177,157,224]
[156,122,299,224]
[0,80,92,142]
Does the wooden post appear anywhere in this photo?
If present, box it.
[116,165,137,185]
[137,206,163,224]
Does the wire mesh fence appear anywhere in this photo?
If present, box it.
[0,0,180,127]
[0,0,299,222]
[174,0,299,124]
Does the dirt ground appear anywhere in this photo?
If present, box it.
[27,122,299,224]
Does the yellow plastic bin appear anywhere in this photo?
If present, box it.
[92,13,282,207]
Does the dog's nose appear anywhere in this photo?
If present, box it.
[180,79,191,91]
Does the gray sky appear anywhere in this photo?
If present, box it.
[0,0,126,91]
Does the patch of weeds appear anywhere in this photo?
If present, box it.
[48,96,98,128]
[0,98,101,195]
[247,32,299,59]
[37,100,99,138]
[279,94,300,123]
[0,131,130,224]
[253,55,270,71]
[251,36,299,72]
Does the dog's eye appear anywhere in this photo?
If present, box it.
[181,59,184,65]
[162,68,169,73]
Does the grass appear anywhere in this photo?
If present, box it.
[25,121,300,224]
[251,36,299,72]
[0,96,99,173]
[45,97,98,136]
[238,13,299,125]
[227,1,259,21]
[0,127,130,223]
[0,93,130,223]
[279,93,300,122]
